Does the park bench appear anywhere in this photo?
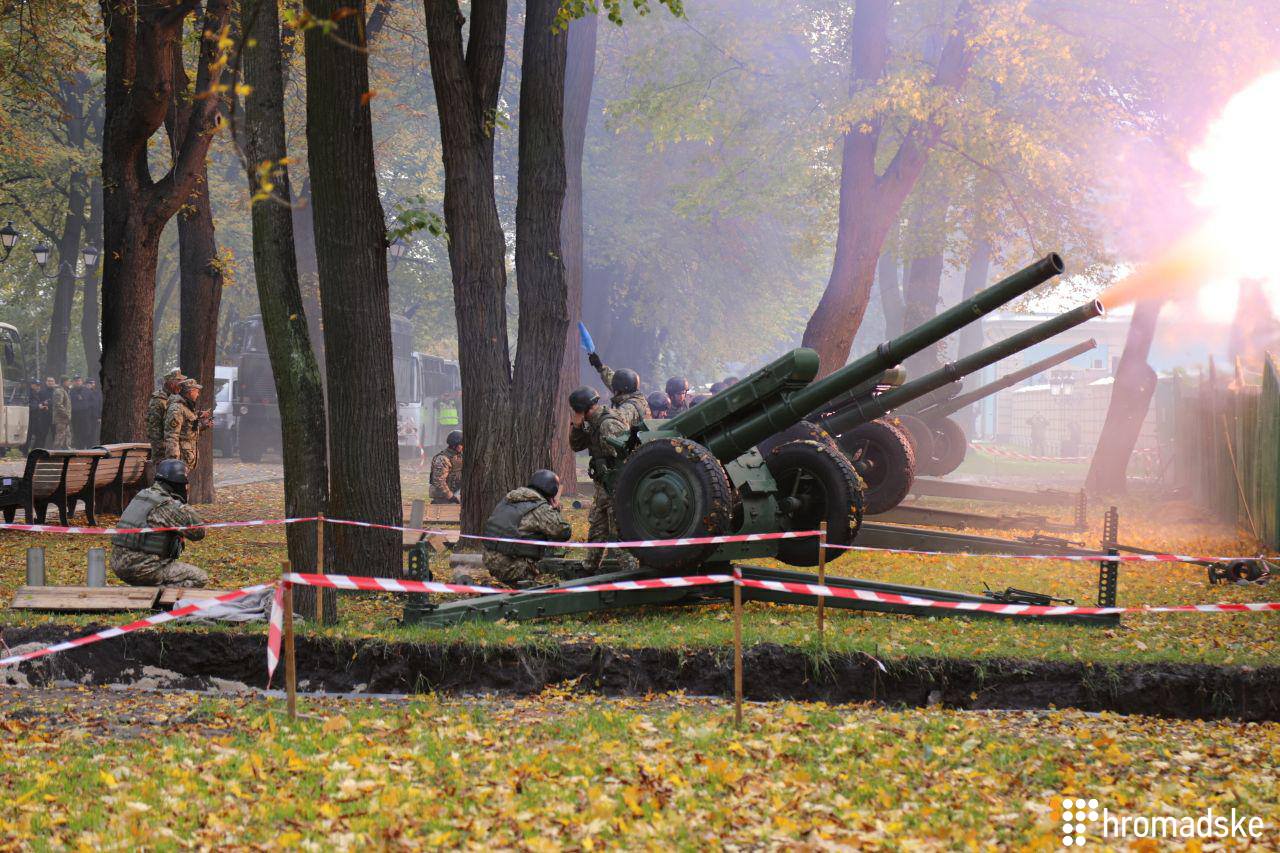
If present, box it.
[93,443,152,512]
[0,448,108,526]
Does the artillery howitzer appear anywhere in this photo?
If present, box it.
[807,304,1102,512]
[601,254,1069,572]
[406,252,1120,629]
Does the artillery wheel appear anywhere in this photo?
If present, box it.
[757,419,839,456]
[613,437,733,572]
[838,419,916,514]
[927,416,968,476]
[765,440,864,566]
[894,414,935,469]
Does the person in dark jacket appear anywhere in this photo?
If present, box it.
[23,380,48,453]
[70,376,92,447]
[83,379,102,445]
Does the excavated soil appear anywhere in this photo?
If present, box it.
[2,624,1277,721]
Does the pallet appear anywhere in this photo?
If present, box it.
[11,585,159,612]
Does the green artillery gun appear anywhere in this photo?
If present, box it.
[808,303,1103,513]
[903,338,1098,477]
[603,254,1068,573]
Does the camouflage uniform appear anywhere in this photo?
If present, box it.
[569,404,637,571]
[146,390,172,461]
[481,486,573,586]
[50,384,72,448]
[109,482,208,587]
[429,447,463,502]
[594,363,651,427]
[667,397,690,416]
[164,395,205,469]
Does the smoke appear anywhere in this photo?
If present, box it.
[1099,69,1280,320]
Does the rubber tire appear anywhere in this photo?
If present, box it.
[765,440,864,567]
[757,420,839,456]
[238,427,264,463]
[613,437,733,573]
[837,419,916,515]
[893,414,935,470]
[927,416,968,476]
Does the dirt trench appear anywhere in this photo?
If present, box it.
[2,625,1277,721]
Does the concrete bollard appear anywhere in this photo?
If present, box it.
[26,547,45,586]
[87,548,106,587]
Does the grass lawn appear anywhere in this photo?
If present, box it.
[1,467,1276,667]
[1,687,1276,848]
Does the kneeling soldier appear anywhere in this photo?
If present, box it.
[110,460,208,588]
[482,469,573,587]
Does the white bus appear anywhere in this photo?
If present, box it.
[0,323,28,451]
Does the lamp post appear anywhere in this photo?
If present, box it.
[0,221,18,261]
[31,242,101,280]
[387,236,408,271]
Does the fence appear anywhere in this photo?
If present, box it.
[1169,354,1280,548]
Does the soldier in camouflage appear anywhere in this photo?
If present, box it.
[568,386,637,572]
[50,376,72,449]
[430,430,464,503]
[665,377,691,415]
[110,460,208,587]
[481,469,573,587]
[587,354,650,427]
[148,370,186,462]
[164,378,210,469]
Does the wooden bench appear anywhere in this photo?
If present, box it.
[0,448,108,526]
[93,443,152,512]
[401,499,460,551]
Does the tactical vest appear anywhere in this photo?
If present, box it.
[438,402,459,426]
[482,498,546,559]
[110,489,183,559]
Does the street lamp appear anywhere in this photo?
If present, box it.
[387,236,408,271]
[0,221,18,261]
[32,242,101,280]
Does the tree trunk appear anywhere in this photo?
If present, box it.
[876,250,904,339]
[800,0,974,375]
[1085,299,1164,494]
[305,0,402,575]
[46,175,89,380]
[243,0,333,620]
[953,237,991,433]
[551,12,598,498]
[510,0,569,459]
[82,178,103,379]
[425,0,517,535]
[98,0,232,445]
[167,34,225,504]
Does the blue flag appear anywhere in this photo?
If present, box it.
[578,321,596,354]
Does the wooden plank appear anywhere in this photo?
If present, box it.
[909,477,1077,507]
[423,503,461,524]
[11,585,159,611]
[156,588,229,607]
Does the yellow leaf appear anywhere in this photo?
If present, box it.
[322,715,350,734]
[98,771,118,789]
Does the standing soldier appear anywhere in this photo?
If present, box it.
[148,370,185,461]
[568,386,636,572]
[110,460,208,587]
[70,377,90,447]
[430,430,464,503]
[481,469,573,587]
[24,379,48,452]
[665,377,691,415]
[587,353,650,426]
[50,376,72,449]
[164,378,210,469]
[84,379,102,444]
[646,392,671,419]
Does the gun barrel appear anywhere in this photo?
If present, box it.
[821,300,1103,435]
[920,337,1099,418]
[693,253,1064,460]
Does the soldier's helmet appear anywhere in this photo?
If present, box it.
[155,459,189,486]
[528,468,561,500]
[646,392,671,415]
[709,382,726,395]
[446,430,464,449]
[665,377,689,397]
[569,386,600,413]
[610,368,640,395]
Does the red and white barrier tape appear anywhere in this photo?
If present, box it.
[0,517,317,536]
[734,577,1280,617]
[265,582,285,685]
[0,583,274,668]
[969,444,1088,463]
[824,542,1259,565]
[322,517,821,550]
